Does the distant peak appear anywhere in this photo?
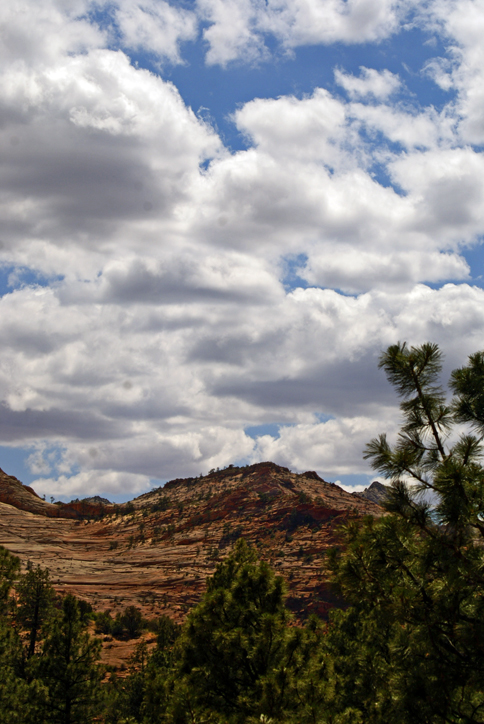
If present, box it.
[78,495,112,505]
[300,471,326,482]
[354,481,389,505]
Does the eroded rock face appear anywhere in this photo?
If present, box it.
[354,481,390,505]
[0,468,59,516]
[0,461,382,665]
[0,468,114,519]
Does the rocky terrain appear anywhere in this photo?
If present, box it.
[0,467,60,516]
[355,480,389,505]
[0,461,382,667]
[0,467,114,518]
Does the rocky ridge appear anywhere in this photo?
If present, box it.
[0,461,382,667]
[354,480,390,505]
[0,467,113,519]
[0,467,57,515]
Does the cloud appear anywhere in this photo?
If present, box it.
[302,249,469,293]
[347,102,454,151]
[0,43,221,277]
[0,0,484,501]
[3,279,484,497]
[390,148,484,243]
[31,469,151,498]
[59,255,282,306]
[426,0,484,144]
[252,415,399,476]
[233,88,347,163]
[113,0,198,64]
[335,66,401,100]
[0,1,104,67]
[198,0,270,66]
[198,0,415,66]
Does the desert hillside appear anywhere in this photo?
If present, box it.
[0,462,381,626]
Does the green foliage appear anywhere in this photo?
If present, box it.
[0,553,103,724]
[328,341,484,724]
[114,641,151,723]
[0,619,46,724]
[0,548,46,724]
[297,491,311,504]
[104,541,328,724]
[96,605,146,639]
[119,605,144,639]
[36,593,103,724]
[283,508,315,532]
[167,539,309,723]
[95,609,114,635]
[0,546,20,615]
[103,616,181,724]
[152,614,180,651]
[450,350,484,431]
[16,565,55,658]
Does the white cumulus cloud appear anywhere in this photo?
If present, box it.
[335,66,401,100]
[0,0,483,500]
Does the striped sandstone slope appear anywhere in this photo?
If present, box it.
[0,462,382,666]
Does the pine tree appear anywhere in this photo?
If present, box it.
[327,342,484,724]
[0,621,47,724]
[165,539,308,723]
[16,564,55,659]
[0,546,46,724]
[0,545,20,615]
[37,593,103,724]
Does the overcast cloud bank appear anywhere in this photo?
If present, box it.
[1,0,483,498]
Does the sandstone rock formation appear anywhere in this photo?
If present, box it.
[0,467,59,516]
[0,461,382,665]
[0,467,113,519]
[354,480,390,505]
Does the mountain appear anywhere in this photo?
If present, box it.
[77,495,112,506]
[0,466,58,515]
[354,480,390,505]
[0,467,114,518]
[0,461,382,668]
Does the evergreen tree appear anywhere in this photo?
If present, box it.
[37,593,103,724]
[175,539,291,722]
[129,616,181,724]
[0,546,45,724]
[109,640,151,723]
[327,342,484,724]
[155,539,313,724]
[16,564,55,659]
[0,620,47,724]
[0,545,20,615]
[119,605,144,639]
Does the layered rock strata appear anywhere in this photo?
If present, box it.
[0,462,381,627]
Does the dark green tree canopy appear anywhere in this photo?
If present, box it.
[0,546,20,616]
[329,341,484,724]
[175,539,293,721]
[450,350,484,433]
[16,565,55,659]
[37,593,102,724]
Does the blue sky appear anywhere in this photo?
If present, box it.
[1,0,484,501]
